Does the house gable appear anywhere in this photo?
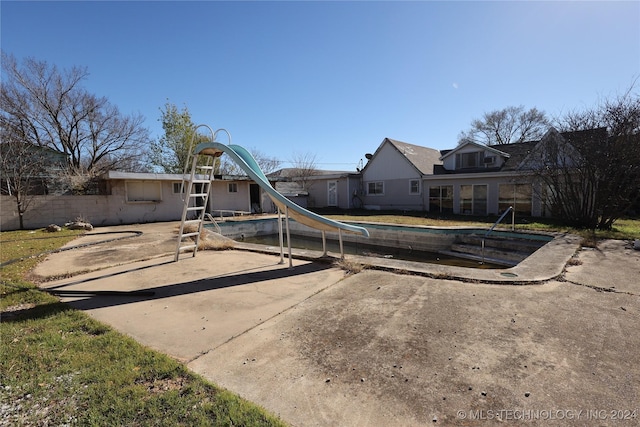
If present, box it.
[439,141,510,171]
[362,138,441,181]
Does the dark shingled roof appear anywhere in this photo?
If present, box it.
[495,142,535,171]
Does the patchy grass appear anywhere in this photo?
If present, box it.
[1,229,84,310]
[333,258,365,275]
[0,228,286,427]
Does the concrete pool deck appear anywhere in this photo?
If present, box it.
[32,221,640,426]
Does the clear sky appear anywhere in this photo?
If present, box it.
[2,1,639,170]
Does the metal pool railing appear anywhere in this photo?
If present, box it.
[481,206,514,264]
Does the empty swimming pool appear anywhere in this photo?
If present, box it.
[207,217,553,269]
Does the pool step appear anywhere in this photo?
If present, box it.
[437,250,517,267]
[456,234,547,252]
[444,234,547,267]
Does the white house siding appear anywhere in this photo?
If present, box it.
[305,175,362,210]
[361,178,425,211]
[362,143,423,210]
[209,180,252,213]
[363,142,420,180]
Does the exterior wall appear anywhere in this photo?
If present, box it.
[209,180,252,213]
[361,142,423,210]
[361,178,425,211]
[363,142,420,180]
[1,180,185,230]
[0,179,256,231]
[305,176,362,209]
[423,173,542,216]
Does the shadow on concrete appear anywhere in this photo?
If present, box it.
[47,260,333,312]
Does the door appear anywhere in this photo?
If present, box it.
[250,184,261,213]
[328,181,338,207]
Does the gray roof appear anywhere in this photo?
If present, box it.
[383,138,442,175]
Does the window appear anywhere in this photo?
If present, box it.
[459,184,487,215]
[367,181,384,195]
[428,185,453,213]
[126,181,161,202]
[499,183,532,215]
[409,180,420,194]
[173,182,185,194]
[455,151,484,169]
[228,183,238,193]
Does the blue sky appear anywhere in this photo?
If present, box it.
[2,1,639,170]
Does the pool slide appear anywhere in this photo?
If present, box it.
[194,142,370,237]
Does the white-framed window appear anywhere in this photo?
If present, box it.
[126,181,162,203]
[228,182,238,193]
[409,179,420,194]
[367,181,384,195]
[455,151,484,169]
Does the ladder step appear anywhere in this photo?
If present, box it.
[178,244,197,252]
[191,179,210,184]
[186,206,205,212]
[188,193,208,198]
[184,219,202,225]
[197,166,214,170]
[180,232,200,238]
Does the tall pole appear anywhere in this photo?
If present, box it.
[284,205,293,269]
[277,208,284,264]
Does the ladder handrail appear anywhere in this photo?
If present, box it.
[175,125,233,262]
[481,206,514,264]
[179,124,217,202]
[204,213,222,234]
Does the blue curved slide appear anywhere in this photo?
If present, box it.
[194,142,370,237]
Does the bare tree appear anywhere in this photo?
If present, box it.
[459,105,550,145]
[531,86,640,230]
[0,133,59,229]
[288,151,319,191]
[1,52,151,177]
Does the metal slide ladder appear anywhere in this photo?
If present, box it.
[174,125,222,261]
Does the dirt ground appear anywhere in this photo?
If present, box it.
[33,223,640,426]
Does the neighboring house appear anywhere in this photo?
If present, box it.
[0,143,70,195]
[359,138,442,211]
[268,168,362,210]
[304,171,362,210]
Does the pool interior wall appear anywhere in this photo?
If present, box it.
[209,217,553,268]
